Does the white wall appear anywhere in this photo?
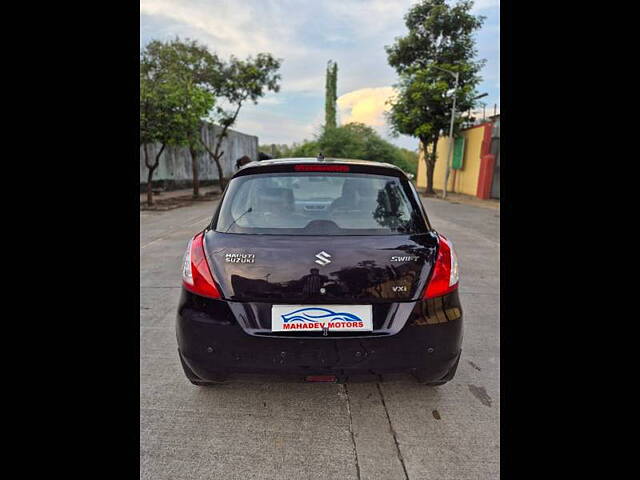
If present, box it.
[140,123,258,184]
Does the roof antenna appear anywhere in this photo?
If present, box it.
[317,152,325,161]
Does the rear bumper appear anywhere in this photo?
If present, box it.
[176,289,463,381]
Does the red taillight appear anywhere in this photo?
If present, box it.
[294,164,350,172]
[182,232,221,299]
[423,234,459,299]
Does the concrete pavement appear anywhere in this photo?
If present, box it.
[140,197,499,479]
[140,185,221,205]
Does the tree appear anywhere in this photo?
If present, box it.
[142,38,220,197]
[140,38,281,195]
[324,60,338,129]
[140,68,166,206]
[386,69,453,193]
[259,144,296,159]
[140,47,211,205]
[200,53,281,192]
[385,0,485,194]
[288,122,416,174]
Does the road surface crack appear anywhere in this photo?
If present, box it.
[376,382,410,480]
[343,384,362,480]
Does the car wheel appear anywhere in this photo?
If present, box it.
[179,352,227,386]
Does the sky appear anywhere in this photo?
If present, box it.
[140,0,500,151]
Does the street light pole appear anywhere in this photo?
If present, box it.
[424,64,460,200]
[442,71,459,200]
[422,65,479,199]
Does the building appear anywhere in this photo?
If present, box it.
[416,114,500,200]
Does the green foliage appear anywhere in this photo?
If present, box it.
[211,52,282,129]
[280,123,418,175]
[386,0,485,77]
[324,60,338,129]
[140,38,216,150]
[395,147,419,176]
[140,37,282,148]
[385,0,486,146]
[258,144,296,158]
[140,37,282,193]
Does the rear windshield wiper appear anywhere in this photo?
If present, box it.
[225,207,253,233]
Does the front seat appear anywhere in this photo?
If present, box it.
[253,187,294,216]
[329,179,359,212]
[355,181,380,213]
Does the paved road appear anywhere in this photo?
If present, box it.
[140,197,499,480]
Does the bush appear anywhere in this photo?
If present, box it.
[281,123,418,175]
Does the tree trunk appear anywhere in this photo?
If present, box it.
[425,134,439,195]
[214,154,226,192]
[147,166,155,206]
[143,143,154,206]
[426,160,435,195]
[199,135,227,194]
[144,143,166,206]
[190,144,200,197]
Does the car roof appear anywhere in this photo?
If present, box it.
[241,157,403,172]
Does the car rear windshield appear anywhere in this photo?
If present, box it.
[215,172,427,235]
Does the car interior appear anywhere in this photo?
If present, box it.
[225,174,413,231]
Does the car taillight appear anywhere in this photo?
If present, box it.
[423,234,459,299]
[182,232,221,299]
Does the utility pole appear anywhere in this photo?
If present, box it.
[442,71,459,200]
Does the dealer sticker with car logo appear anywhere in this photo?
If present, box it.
[271,305,372,332]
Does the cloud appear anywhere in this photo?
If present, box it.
[336,86,417,150]
[140,0,498,150]
[140,0,304,58]
[337,87,396,127]
[471,0,501,11]
[233,108,317,146]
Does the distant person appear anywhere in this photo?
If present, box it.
[235,155,252,170]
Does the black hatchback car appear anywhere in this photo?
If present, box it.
[176,157,462,385]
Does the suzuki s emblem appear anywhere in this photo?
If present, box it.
[314,251,332,266]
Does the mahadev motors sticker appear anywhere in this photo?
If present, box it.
[271,305,373,332]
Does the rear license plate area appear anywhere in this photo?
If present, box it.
[271,305,373,333]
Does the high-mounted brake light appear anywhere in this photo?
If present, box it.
[182,232,221,299]
[294,164,350,172]
[423,234,459,299]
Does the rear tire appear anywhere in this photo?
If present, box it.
[179,352,227,386]
[413,351,461,385]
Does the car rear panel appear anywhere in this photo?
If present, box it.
[203,230,439,336]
